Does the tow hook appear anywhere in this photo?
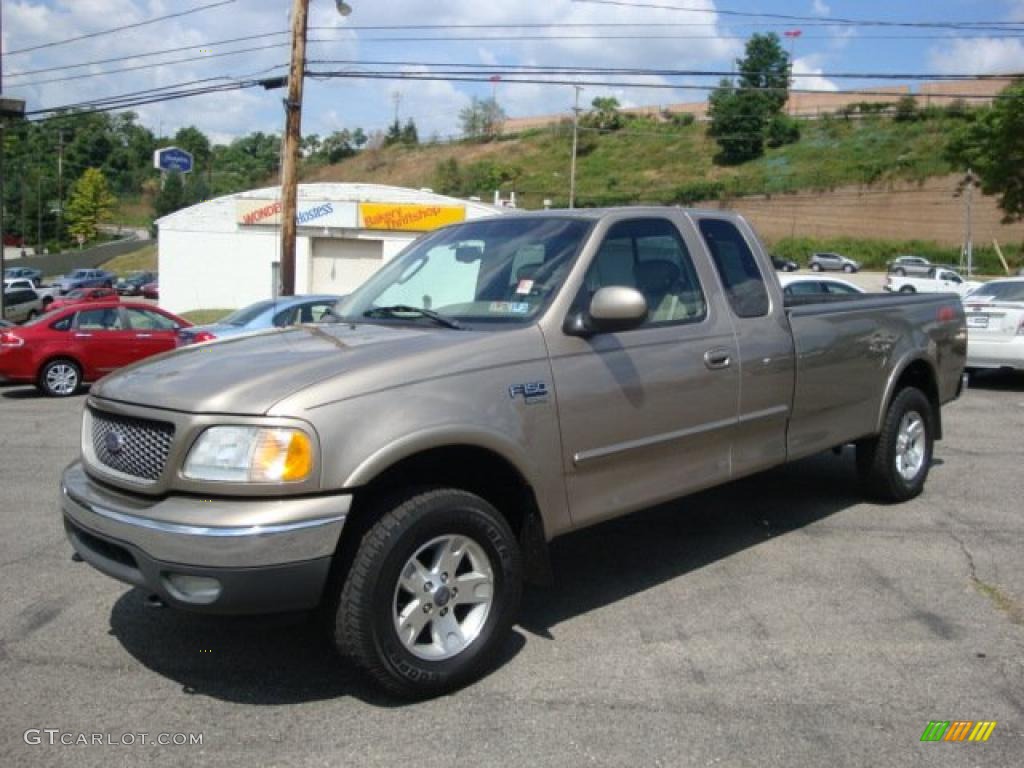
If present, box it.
[144,594,166,609]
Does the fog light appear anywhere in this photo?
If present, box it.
[164,573,222,604]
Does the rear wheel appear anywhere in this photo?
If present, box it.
[333,488,522,698]
[857,387,933,502]
[38,358,81,397]
[25,310,38,321]
[894,268,906,277]
[811,263,823,272]
[899,285,916,293]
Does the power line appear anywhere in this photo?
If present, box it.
[307,69,1015,100]
[2,0,237,57]
[306,59,1021,81]
[572,0,1024,32]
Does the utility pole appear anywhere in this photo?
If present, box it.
[964,168,976,277]
[391,91,402,126]
[279,0,310,297]
[569,85,583,210]
[56,131,66,246]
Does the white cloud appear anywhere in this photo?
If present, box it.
[792,57,838,92]
[811,0,831,16]
[928,37,1024,75]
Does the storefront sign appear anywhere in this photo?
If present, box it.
[236,200,357,228]
[359,203,466,232]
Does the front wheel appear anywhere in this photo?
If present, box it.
[811,263,823,272]
[333,488,522,698]
[856,387,934,502]
[38,358,82,397]
[843,264,855,273]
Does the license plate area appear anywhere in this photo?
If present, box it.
[967,315,989,329]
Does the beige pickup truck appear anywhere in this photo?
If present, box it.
[61,209,967,697]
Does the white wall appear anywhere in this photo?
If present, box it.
[160,230,311,314]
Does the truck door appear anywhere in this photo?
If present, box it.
[544,216,740,527]
[693,215,796,477]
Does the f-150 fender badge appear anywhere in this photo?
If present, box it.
[508,381,549,403]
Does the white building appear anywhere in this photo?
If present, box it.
[156,183,505,314]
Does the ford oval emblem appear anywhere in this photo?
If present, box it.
[105,431,126,456]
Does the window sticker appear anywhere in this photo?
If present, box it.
[516,279,535,295]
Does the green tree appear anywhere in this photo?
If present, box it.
[65,168,117,242]
[351,127,368,148]
[737,33,790,115]
[459,97,506,140]
[586,97,623,131]
[947,81,1024,221]
[708,33,791,164]
[434,157,462,195]
[401,118,419,145]
[153,172,186,219]
[171,126,212,168]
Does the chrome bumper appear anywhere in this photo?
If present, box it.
[61,461,348,569]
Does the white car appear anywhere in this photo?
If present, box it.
[779,274,865,297]
[963,278,1024,371]
[886,268,981,297]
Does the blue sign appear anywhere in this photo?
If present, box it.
[154,147,194,174]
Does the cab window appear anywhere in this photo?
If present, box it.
[76,307,122,330]
[573,218,707,326]
[698,218,770,318]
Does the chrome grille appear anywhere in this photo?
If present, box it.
[90,410,174,482]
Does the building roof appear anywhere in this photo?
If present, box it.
[156,182,504,231]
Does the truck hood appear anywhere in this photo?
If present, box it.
[91,322,546,415]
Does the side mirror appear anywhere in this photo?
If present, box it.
[564,286,648,336]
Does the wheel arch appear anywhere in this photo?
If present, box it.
[877,357,942,440]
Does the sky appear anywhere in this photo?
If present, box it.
[2,0,1023,145]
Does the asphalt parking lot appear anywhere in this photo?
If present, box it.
[1,376,1022,767]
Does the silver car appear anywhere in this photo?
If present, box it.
[809,252,861,273]
[888,256,934,277]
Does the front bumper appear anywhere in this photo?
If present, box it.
[61,462,349,614]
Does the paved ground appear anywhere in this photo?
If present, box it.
[1,375,1022,767]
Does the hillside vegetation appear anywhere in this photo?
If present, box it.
[305,111,967,211]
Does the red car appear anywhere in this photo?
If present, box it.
[142,280,159,299]
[0,302,190,397]
[48,286,121,311]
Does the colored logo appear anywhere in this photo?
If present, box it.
[920,721,996,742]
[358,203,466,232]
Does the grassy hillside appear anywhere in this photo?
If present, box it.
[305,112,966,210]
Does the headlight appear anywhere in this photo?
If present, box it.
[183,426,314,483]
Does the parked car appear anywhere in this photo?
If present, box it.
[141,280,159,299]
[887,256,935,277]
[779,274,865,297]
[885,268,981,297]
[176,294,344,345]
[116,271,156,296]
[48,286,121,312]
[4,266,43,283]
[53,268,116,295]
[0,318,13,328]
[0,302,191,397]
[809,252,861,273]
[4,277,59,309]
[2,287,44,324]
[963,278,1024,372]
[61,209,966,698]
[771,255,799,272]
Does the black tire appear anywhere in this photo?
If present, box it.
[37,358,82,397]
[333,488,522,698]
[843,264,854,273]
[26,310,38,322]
[894,268,906,277]
[856,387,934,502]
[811,263,823,272]
[899,285,916,294]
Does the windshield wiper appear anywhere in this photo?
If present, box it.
[363,304,462,330]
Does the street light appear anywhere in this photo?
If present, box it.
[279,0,352,297]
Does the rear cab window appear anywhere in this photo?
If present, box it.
[697,218,770,318]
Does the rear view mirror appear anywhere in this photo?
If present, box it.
[564,286,648,336]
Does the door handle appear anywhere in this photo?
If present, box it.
[704,347,732,370]
[135,333,153,338]
[74,333,92,338]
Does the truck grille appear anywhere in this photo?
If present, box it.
[90,410,174,482]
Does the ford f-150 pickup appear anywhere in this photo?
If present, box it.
[60,209,967,697]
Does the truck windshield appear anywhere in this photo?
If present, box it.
[337,217,593,328]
